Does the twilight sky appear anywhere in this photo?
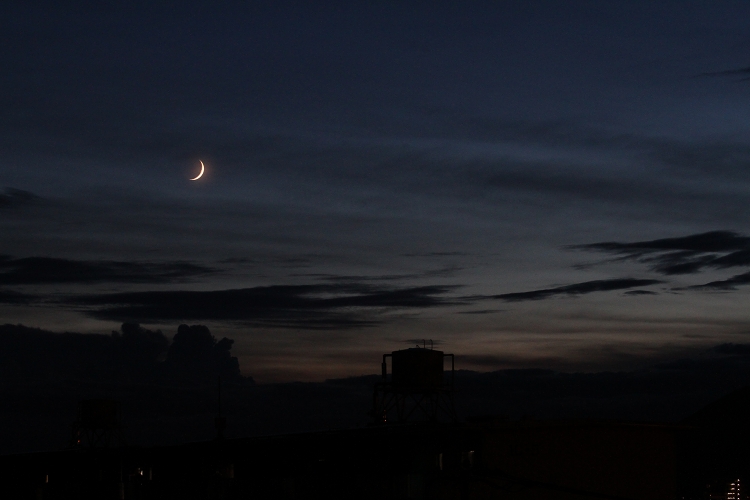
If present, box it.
[4,1,750,383]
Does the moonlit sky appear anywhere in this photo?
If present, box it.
[4,1,750,382]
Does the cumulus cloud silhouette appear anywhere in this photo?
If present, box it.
[163,324,242,383]
[0,323,247,385]
[113,322,170,382]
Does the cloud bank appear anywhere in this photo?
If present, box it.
[72,284,459,329]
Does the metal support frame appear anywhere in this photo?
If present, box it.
[71,426,124,449]
[372,352,457,424]
[70,401,124,449]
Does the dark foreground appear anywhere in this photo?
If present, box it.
[1,419,676,500]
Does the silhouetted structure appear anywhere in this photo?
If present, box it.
[372,346,457,424]
[215,376,227,441]
[70,399,124,449]
[0,347,687,499]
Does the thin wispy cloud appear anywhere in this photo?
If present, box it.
[71,284,459,329]
[0,188,37,208]
[0,257,217,285]
[688,271,750,291]
[698,65,750,81]
[0,289,38,305]
[490,278,662,302]
[571,231,750,275]
[294,265,463,282]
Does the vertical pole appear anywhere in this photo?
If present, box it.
[215,376,226,441]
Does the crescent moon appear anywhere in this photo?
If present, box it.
[189,160,205,181]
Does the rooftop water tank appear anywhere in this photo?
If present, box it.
[391,348,444,388]
[77,399,120,429]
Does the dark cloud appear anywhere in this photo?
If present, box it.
[0,323,158,383]
[689,271,750,290]
[400,111,750,181]
[351,116,750,210]
[0,188,37,208]
[0,322,246,386]
[713,343,750,355]
[574,231,750,254]
[699,66,750,81]
[72,284,459,328]
[221,256,313,267]
[0,257,216,285]
[491,278,662,302]
[376,131,750,215]
[163,324,242,384]
[402,252,468,257]
[114,322,170,382]
[572,231,750,275]
[623,290,657,296]
[294,266,463,283]
[0,289,38,304]
[475,165,675,206]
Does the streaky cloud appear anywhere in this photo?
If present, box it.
[0,289,38,304]
[572,231,750,254]
[572,231,750,275]
[0,257,217,285]
[491,278,662,302]
[70,284,459,329]
[698,66,750,81]
[0,188,37,209]
[689,271,750,290]
[293,265,463,282]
